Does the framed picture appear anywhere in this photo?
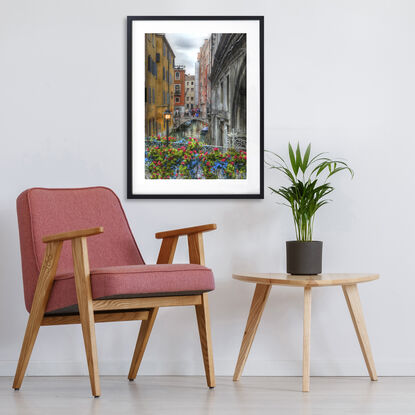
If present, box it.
[127,16,264,199]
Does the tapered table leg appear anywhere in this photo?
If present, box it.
[302,287,312,392]
[342,284,377,380]
[233,283,271,381]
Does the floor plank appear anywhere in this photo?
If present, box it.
[1,376,415,415]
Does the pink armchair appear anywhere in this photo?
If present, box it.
[13,187,216,396]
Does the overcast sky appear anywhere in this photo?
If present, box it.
[165,33,210,76]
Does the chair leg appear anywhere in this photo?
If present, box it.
[195,293,215,388]
[12,309,43,390]
[128,307,159,381]
[13,241,63,390]
[72,237,100,397]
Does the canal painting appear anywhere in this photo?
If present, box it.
[144,33,247,180]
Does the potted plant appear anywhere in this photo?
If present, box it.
[267,143,353,275]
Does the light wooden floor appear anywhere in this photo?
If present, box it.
[1,376,414,415]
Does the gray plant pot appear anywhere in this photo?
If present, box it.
[286,241,323,275]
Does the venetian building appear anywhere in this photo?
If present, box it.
[194,58,200,107]
[198,38,211,119]
[144,34,175,137]
[209,33,246,149]
[173,65,186,117]
[185,74,195,111]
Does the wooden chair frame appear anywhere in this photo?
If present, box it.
[13,224,217,397]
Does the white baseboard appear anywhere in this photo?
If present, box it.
[1,359,415,377]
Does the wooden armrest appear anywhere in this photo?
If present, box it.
[156,224,216,265]
[42,227,104,243]
[155,224,217,240]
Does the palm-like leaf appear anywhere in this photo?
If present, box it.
[265,144,353,241]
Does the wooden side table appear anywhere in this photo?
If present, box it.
[232,273,379,392]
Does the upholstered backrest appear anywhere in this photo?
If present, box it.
[16,187,144,311]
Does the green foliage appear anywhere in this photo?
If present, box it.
[267,143,353,241]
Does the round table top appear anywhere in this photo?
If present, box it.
[232,273,379,287]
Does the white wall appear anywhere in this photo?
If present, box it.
[1,0,414,377]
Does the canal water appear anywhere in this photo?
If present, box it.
[172,119,209,142]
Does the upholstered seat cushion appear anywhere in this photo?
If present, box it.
[46,263,215,313]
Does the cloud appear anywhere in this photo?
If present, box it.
[165,33,210,76]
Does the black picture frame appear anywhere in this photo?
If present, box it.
[127,16,264,199]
